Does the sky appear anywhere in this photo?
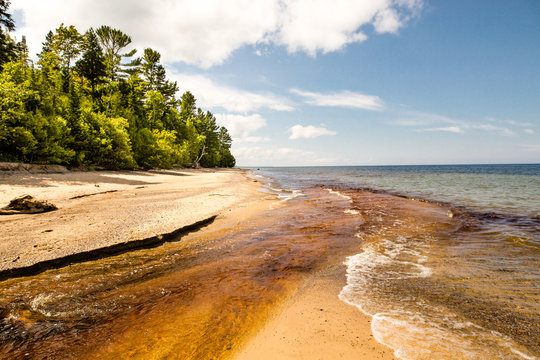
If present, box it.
[10,0,540,166]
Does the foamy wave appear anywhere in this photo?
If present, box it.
[257,182,304,202]
[325,188,352,201]
[325,188,362,215]
[278,189,304,202]
[339,236,536,360]
[370,308,537,360]
[343,238,432,282]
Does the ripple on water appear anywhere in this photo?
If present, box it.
[338,190,538,360]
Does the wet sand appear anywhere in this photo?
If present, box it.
[234,264,396,360]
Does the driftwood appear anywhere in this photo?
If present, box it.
[0,195,58,215]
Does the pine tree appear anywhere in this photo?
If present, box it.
[75,29,107,98]
[0,0,16,68]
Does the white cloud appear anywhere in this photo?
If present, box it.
[233,146,318,166]
[524,129,535,134]
[471,124,513,136]
[13,0,281,68]
[171,73,294,113]
[215,113,267,140]
[396,111,517,136]
[420,126,463,133]
[395,111,460,126]
[233,145,339,166]
[12,0,423,68]
[288,124,337,139]
[373,7,402,33]
[290,88,384,110]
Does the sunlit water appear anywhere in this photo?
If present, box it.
[256,165,539,359]
[0,187,363,359]
[0,164,538,359]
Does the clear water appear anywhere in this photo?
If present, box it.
[255,164,540,220]
[255,164,540,360]
[0,164,537,359]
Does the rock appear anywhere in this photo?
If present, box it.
[0,162,67,173]
[0,195,58,215]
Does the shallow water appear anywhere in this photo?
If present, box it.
[1,165,538,359]
[0,188,363,359]
[257,165,540,360]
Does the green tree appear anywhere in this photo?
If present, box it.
[0,22,236,169]
[140,48,178,101]
[75,29,107,98]
[141,48,165,91]
[0,0,16,68]
[218,127,234,167]
[95,25,138,81]
[52,24,83,71]
[194,111,221,167]
[49,24,83,93]
[95,26,139,113]
[179,91,197,122]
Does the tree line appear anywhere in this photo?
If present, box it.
[0,1,235,169]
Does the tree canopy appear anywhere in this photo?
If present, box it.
[0,5,235,169]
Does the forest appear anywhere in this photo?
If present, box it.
[0,1,235,169]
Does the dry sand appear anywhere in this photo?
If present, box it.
[0,168,270,272]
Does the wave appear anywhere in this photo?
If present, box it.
[339,232,537,360]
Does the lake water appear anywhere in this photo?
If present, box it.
[255,164,540,360]
[0,164,537,359]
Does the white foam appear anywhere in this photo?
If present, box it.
[369,309,538,360]
[278,189,304,202]
[257,182,304,202]
[30,293,54,317]
[344,209,360,215]
[325,188,352,201]
[339,236,537,360]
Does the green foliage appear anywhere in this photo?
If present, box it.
[0,0,16,68]
[75,29,106,97]
[81,111,135,169]
[52,24,83,70]
[0,13,236,169]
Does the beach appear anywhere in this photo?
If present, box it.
[1,165,537,359]
[0,168,269,274]
[0,167,396,359]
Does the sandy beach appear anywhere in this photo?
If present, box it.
[0,168,269,273]
[0,167,397,359]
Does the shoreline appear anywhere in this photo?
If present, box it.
[233,262,396,360]
[0,168,397,359]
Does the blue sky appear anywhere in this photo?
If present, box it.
[11,0,540,165]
